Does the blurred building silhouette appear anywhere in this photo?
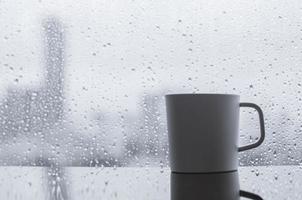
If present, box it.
[124,92,169,166]
[0,17,64,141]
[0,17,65,168]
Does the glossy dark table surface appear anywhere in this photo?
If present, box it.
[0,166,300,199]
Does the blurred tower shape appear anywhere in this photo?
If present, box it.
[42,17,68,200]
[41,16,65,127]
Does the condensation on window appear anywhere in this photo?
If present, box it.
[0,0,301,199]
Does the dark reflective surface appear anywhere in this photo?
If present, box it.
[171,171,262,200]
[0,166,301,199]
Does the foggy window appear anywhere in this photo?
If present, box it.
[0,0,300,199]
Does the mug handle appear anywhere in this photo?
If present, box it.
[240,190,263,200]
[238,103,265,152]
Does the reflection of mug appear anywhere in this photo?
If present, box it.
[171,171,263,200]
[166,94,265,173]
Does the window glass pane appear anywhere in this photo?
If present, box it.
[0,0,301,199]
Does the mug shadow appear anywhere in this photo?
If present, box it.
[171,171,263,200]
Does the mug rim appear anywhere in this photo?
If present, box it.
[165,93,239,97]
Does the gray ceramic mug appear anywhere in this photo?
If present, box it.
[165,94,265,173]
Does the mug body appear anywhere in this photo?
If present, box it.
[171,171,240,200]
[166,94,240,173]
